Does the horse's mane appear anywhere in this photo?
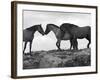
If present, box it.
[47,24,59,29]
[26,26,34,31]
[61,23,79,28]
[25,24,40,31]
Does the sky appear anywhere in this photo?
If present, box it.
[23,10,91,52]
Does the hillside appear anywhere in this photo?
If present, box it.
[23,48,91,69]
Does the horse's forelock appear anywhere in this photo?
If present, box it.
[46,24,51,30]
[45,24,51,34]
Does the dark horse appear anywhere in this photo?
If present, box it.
[60,23,91,49]
[44,24,77,50]
[23,24,44,55]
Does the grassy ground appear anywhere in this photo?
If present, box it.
[23,48,91,69]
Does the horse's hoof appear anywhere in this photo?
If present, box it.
[73,49,78,52]
[57,49,62,51]
[23,53,26,55]
[68,48,72,50]
[30,54,32,56]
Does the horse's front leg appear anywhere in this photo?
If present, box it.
[29,41,32,55]
[56,40,61,51]
[72,39,78,50]
[70,40,73,50]
[23,42,27,54]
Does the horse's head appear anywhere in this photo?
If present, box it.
[36,24,45,35]
[45,24,51,35]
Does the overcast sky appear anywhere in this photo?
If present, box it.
[23,10,91,52]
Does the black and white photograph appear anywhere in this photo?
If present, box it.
[23,10,91,69]
[11,1,97,78]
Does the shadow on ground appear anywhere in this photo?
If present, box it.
[23,48,91,69]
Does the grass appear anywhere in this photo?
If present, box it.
[23,48,91,69]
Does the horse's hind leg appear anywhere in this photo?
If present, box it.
[75,39,78,50]
[86,36,91,48]
[56,40,61,51]
[23,42,27,54]
[70,40,73,50]
[87,40,91,48]
[30,41,32,55]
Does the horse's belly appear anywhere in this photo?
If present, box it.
[76,33,87,39]
[62,33,70,40]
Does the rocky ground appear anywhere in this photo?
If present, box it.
[23,48,91,69]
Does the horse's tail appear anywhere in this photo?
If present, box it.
[86,26,91,41]
[87,26,91,34]
[89,26,91,39]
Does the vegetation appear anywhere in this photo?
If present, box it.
[23,48,91,69]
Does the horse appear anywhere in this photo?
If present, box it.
[23,24,44,55]
[60,23,79,49]
[60,23,91,49]
[44,24,77,50]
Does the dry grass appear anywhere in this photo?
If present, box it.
[23,48,91,69]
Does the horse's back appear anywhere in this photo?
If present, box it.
[77,26,90,34]
[71,26,91,39]
[60,23,79,31]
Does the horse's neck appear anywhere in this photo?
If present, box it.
[50,26,59,35]
[26,27,37,35]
